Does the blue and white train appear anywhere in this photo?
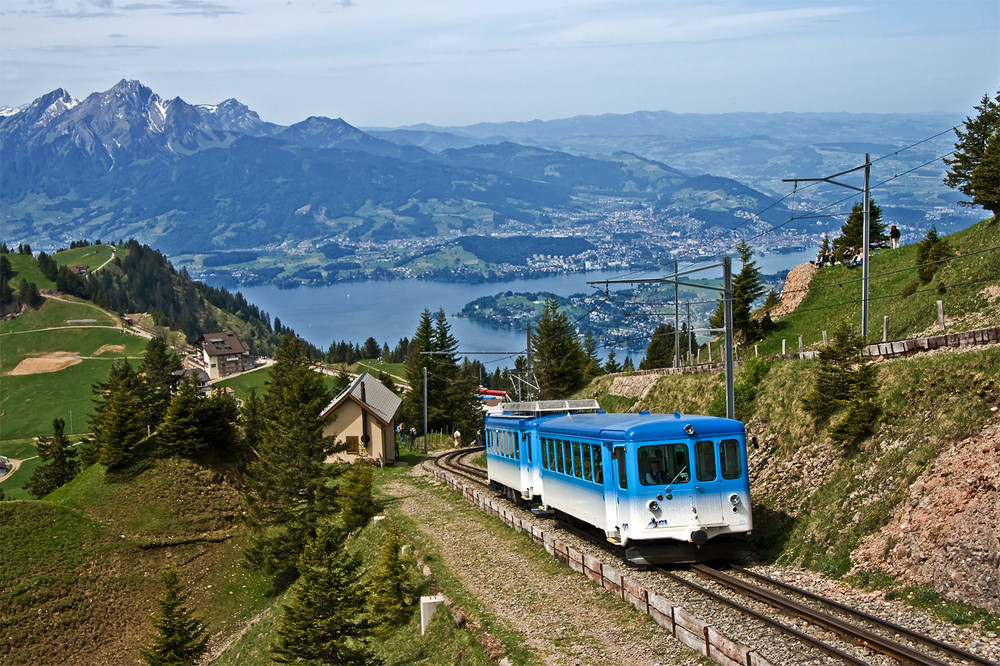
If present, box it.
[484,399,753,564]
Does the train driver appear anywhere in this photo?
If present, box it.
[645,460,666,485]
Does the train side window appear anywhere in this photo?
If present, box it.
[548,438,556,471]
[541,438,549,469]
[572,441,584,479]
[720,439,741,479]
[592,444,604,484]
[515,433,520,459]
[582,444,593,482]
[614,447,628,489]
[695,440,717,482]
[524,434,530,462]
[555,440,565,474]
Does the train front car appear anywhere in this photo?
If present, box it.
[537,410,753,565]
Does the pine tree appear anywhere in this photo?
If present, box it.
[24,418,80,498]
[709,239,766,346]
[832,199,887,261]
[90,359,146,468]
[141,337,181,428]
[140,567,209,666]
[366,528,415,637]
[582,331,603,380]
[944,90,1000,218]
[242,335,341,585]
[339,461,375,534]
[531,298,587,399]
[639,323,675,370]
[271,526,380,665]
[603,349,621,374]
[915,225,953,283]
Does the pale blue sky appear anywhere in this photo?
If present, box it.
[1,0,997,127]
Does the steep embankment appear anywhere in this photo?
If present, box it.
[595,342,1000,616]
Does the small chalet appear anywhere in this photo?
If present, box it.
[197,331,252,380]
[321,372,402,465]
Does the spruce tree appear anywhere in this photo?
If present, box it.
[90,359,146,468]
[140,567,209,666]
[366,528,415,637]
[24,418,80,498]
[944,90,1000,218]
[603,349,621,374]
[141,336,181,428]
[339,461,376,534]
[531,298,587,399]
[639,323,675,370]
[832,199,887,260]
[271,526,380,665]
[915,225,952,283]
[242,335,341,585]
[709,239,766,346]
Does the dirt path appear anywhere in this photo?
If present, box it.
[388,470,701,665]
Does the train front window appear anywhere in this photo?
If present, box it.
[637,444,690,486]
[720,439,741,479]
[695,440,717,482]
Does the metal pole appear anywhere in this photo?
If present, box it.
[525,322,532,401]
[422,366,428,454]
[723,257,735,420]
[674,260,680,368]
[862,153,871,339]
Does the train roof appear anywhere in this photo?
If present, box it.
[533,411,744,442]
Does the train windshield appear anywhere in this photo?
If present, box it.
[638,444,690,486]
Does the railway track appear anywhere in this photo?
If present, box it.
[427,449,996,665]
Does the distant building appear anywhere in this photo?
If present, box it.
[196,331,252,379]
[320,372,402,465]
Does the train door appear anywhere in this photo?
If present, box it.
[692,440,725,525]
[602,444,629,542]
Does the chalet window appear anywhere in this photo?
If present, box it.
[346,435,362,455]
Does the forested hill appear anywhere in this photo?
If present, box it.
[2,239,319,358]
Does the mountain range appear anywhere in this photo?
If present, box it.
[0,80,979,285]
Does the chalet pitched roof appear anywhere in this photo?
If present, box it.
[198,331,249,357]
[321,372,402,426]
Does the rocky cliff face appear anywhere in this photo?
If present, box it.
[853,421,1000,614]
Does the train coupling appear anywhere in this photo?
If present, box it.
[531,504,554,516]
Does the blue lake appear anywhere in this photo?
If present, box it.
[208,248,816,369]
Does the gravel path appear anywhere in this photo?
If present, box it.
[388,472,703,665]
[394,457,1000,665]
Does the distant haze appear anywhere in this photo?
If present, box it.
[1,1,997,127]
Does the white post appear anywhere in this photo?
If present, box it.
[822,330,828,345]
[754,344,759,358]
[421,595,447,635]
[937,300,945,330]
[782,339,786,355]
[798,336,803,354]
[883,315,889,342]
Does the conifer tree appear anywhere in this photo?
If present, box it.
[140,567,209,666]
[141,336,181,428]
[581,331,603,381]
[531,298,587,399]
[24,418,80,498]
[366,528,415,637]
[639,323,675,370]
[944,90,1000,218]
[271,526,380,665]
[90,359,146,468]
[339,461,376,534]
[242,335,341,585]
[832,199,887,260]
[709,239,766,346]
[915,225,952,283]
[603,349,621,374]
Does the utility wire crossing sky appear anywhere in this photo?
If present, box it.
[1,0,998,127]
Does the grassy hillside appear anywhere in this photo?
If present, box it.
[757,216,1000,356]
[0,458,273,665]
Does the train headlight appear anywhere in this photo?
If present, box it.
[684,424,696,436]
[730,494,740,506]
[646,499,660,512]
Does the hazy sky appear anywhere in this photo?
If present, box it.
[1,1,997,127]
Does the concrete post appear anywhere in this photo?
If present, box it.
[883,315,889,342]
[822,330,828,345]
[937,300,945,330]
[421,594,446,635]
[798,336,803,353]
[782,339,786,355]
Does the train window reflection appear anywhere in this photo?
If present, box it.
[720,439,741,479]
[637,444,690,485]
[695,441,717,482]
[556,440,565,474]
[582,444,593,481]
[615,448,628,489]
[572,441,583,479]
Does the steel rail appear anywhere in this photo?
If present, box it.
[731,565,998,666]
[690,564,959,666]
